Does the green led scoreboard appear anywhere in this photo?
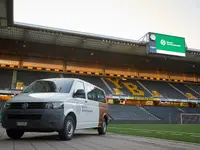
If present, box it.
[147,32,186,57]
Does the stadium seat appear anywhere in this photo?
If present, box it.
[152,90,161,97]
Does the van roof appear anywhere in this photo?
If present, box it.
[40,78,82,81]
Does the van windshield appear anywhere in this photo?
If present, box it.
[22,79,74,93]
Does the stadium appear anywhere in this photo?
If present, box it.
[0,0,200,149]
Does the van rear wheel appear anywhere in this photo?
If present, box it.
[98,118,107,135]
[59,115,75,141]
[6,129,24,140]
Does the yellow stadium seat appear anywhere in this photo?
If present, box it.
[152,90,161,97]
[186,93,196,99]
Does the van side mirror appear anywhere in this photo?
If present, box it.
[73,89,85,98]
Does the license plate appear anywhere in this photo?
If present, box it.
[16,122,27,126]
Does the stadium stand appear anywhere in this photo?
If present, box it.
[0,68,13,90]
[108,104,159,121]
[185,84,200,95]
[171,83,200,99]
[1,68,200,124]
[139,80,187,99]
[142,106,182,122]
[17,70,60,86]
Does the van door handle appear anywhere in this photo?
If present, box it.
[85,100,88,103]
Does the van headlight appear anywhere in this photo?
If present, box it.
[45,102,64,109]
[4,102,11,110]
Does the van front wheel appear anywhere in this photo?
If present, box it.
[98,118,107,135]
[59,115,75,141]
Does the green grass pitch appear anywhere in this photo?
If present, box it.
[107,124,200,143]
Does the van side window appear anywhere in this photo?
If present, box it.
[86,83,106,103]
[74,81,86,99]
[95,88,106,103]
[87,84,96,100]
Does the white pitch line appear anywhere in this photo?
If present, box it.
[135,130,152,133]
[156,132,166,134]
[190,135,200,138]
[109,127,200,136]
[119,130,129,133]
[140,131,152,133]
[171,133,183,136]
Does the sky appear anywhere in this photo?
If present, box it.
[14,0,199,49]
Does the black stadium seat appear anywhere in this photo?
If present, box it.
[0,68,13,90]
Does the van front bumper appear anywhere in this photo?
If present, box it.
[1,109,65,132]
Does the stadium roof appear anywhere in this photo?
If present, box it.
[0,6,200,64]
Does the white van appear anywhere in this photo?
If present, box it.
[1,78,108,141]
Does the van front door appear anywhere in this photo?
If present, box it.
[73,81,89,129]
[85,83,99,128]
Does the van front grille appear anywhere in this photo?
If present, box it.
[9,102,45,109]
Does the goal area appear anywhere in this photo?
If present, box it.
[180,113,200,124]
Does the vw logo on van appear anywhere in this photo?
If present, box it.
[22,103,28,109]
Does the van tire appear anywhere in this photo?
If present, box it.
[6,129,24,139]
[59,115,75,141]
[98,118,107,135]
